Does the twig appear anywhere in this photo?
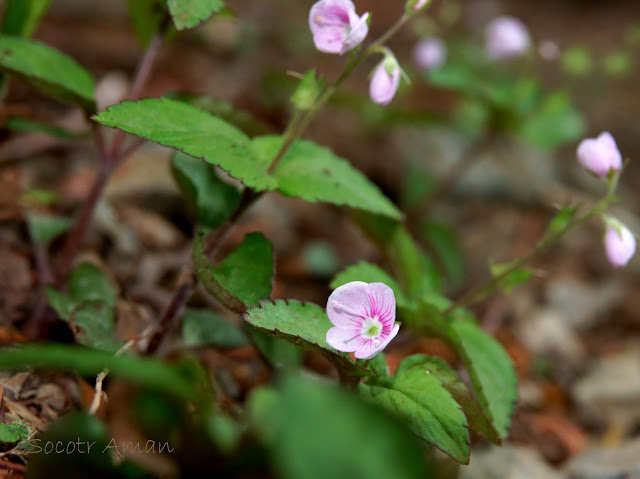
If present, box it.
[88,340,135,415]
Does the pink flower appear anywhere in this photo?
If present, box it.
[413,38,446,71]
[604,222,636,268]
[485,16,531,60]
[309,0,369,55]
[577,132,623,179]
[370,57,401,105]
[326,281,399,360]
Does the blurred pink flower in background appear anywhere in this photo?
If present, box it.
[604,222,636,268]
[485,16,531,60]
[326,281,399,360]
[309,0,369,55]
[369,57,401,105]
[577,132,623,178]
[413,38,447,71]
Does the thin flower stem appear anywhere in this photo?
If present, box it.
[442,195,614,316]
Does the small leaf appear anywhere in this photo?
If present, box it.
[359,363,470,463]
[26,212,71,246]
[450,319,517,439]
[331,262,410,309]
[0,422,28,448]
[68,263,117,308]
[251,136,403,220]
[260,375,433,479]
[5,117,87,139]
[245,327,302,370]
[171,151,240,229]
[69,301,123,353]
[181,308,249,348]
[0,36,95,111]
[489,260,533,293]
[193,231,274,311]
[244,300,365,377]
[396,355,501,444]
[291,69,324,111]
[125,0,167,47]
[167,0,225,30]
[94,98,275,190]
[1,0,51,37]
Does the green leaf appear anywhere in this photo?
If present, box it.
[251,136,403,220]
[262,375,433,479]
[193,231,274,312]
[244,300,365,378]
[69,301,123,353]
[1,0,51,37]
[181,308,249,348]
[396,355,501,444]
[0,36,95,111]
[450,319,517,439]
[0,422,28,446]
[167,0,225,30]
[68,263,117,308]
[171,151,240,229]
[359,364,470,463]
[331,262,410,309]
[489,260,533,293]
[291,69,323,111]
[45,286,75,321]
[125,0,167,47]
[93,98,275,190]
[546,204,579,237]
[0,344,200,400]
[26,212,71,246]
[245,327,302,370]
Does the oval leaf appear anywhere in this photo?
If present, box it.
[0,36,95,111]
[167,0,225,30]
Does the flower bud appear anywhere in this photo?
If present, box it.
[309,0,369,55]
[604,219,636,268]
[369,56,401,105]
[485,16,531,60]
[410,0,429,12]
[577,132,622,179]
[413,38,446,71]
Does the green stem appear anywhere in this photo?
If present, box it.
[442,195,615,316]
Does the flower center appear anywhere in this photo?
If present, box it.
[360,316,383,339]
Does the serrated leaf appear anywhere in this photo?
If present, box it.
[69,301,122,353]
[171,151,241,229]
[0,36,95,111]
[167,0,225,30]
[193,231,273,312]
[0,344,200,400]
[331,262,410,309]
[26,212,71,246]
[68,263,117,308]
[181,308,249,348]
[251,136,403,220]
[125,0,166,46]
[359,363,470,463]
[0,422,28,446]
[244,300,365,377]
[396,355,501,444]
[450,319,517,438]
[93,98,275,190]
[1,0,51,37]
[256,375,432,479]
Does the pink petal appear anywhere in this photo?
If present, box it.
[341,11,369,54]
[366,282,396,326]
[577,132,622,178]
[354,324,400,359]
[326,326,366,353]
[369,61,400,105]
[605,225,636,268]
[326,281,370,328]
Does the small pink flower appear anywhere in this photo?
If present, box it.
[326,281,399,360]
[577,132,623,178]
[370,57,401,105]
[309,0,369,55]
[413,38,446,71]
[604,222,636,268]
[485,16,531,60]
